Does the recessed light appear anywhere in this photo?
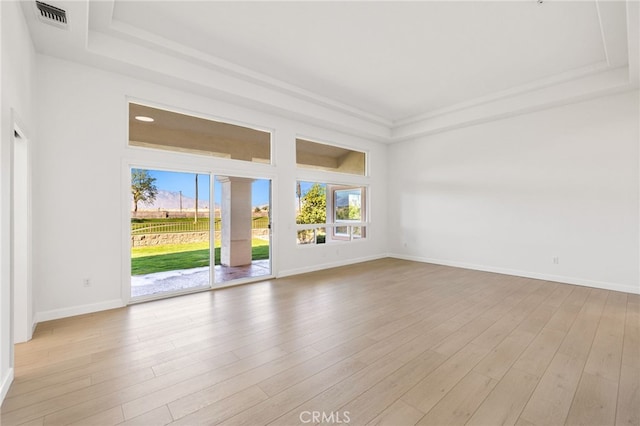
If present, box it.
[134,116,154,122]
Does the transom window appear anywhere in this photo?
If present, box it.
[129,103,271,164]
[296,138,366,176]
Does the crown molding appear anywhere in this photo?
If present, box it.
[390,0,637,140]
[88,1,391,129]
[596,0,630,68]
[626,0,640,87]
[390,66,635,142]
[393,61,612,129]
[86,29,393,142]
[76,0,640,144]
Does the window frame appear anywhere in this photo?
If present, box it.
[295,180,369,245]
[329,185,367,241]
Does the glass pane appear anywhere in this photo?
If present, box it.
[296,181,327,225]
[335,226,349,236]
[334,189,362,221]
[297,229,315,244]
[131,169,211,299]
[296,139,365,175]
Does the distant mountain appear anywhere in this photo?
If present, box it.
[137,189,211,211]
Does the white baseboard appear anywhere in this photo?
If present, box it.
[30,253,637,326]
[1,368,14,403]
[389,253,640,295]
[35,299,125,323]
[278,254,387,278]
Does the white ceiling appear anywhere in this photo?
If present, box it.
[111,1,609,121]
[20,0,640,142]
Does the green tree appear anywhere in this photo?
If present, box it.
[348,203,361,220]
[131,169,158,213]
[296,183,326,224]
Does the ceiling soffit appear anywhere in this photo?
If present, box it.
[22,1,640,143]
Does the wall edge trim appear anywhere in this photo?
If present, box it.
[388,253,640,295]
[278,254,387,278]
[35,299,125,323]
[0,368,15,403]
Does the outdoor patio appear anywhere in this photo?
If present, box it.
[131,259,271,298]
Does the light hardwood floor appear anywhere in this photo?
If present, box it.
[1,259,638,425]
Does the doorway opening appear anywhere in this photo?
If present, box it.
[213,176,271,284]
[12,126,32,343]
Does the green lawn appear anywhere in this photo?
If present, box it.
[131,217,214,223]
[131,241,212,258]
[131,239,269,276]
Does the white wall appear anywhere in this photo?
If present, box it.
[33,54,388,321]
[0,0,37,400]
[388,91,640,294]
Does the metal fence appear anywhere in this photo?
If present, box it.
[132,217,270,235]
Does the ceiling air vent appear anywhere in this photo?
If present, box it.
[35,1,68,29]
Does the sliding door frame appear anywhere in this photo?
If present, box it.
[121,158,276,305]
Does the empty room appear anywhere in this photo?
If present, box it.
[1,0,639,425]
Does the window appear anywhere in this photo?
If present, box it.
[296,138,366,176]
[332,186,366,240]
[129,103,271,163]
[296,181,367,245]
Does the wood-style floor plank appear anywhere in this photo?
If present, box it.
[465,367,539,426]
[565,372,618,426]
[415,371,497,426]
[367,400,424,426]
[336,350,446,425]
[118,405,174,426]
[0,259,636,426]
[400,343,490,414]
[616,365,640,426]
[617,296,640,426]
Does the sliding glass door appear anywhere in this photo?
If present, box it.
[130,168,271,300]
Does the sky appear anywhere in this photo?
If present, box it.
[144,169,271,207]
[144,171,327,208]
[296,181,327,209]
[298,181,319,195]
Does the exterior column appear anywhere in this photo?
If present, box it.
[219,176,253,267]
